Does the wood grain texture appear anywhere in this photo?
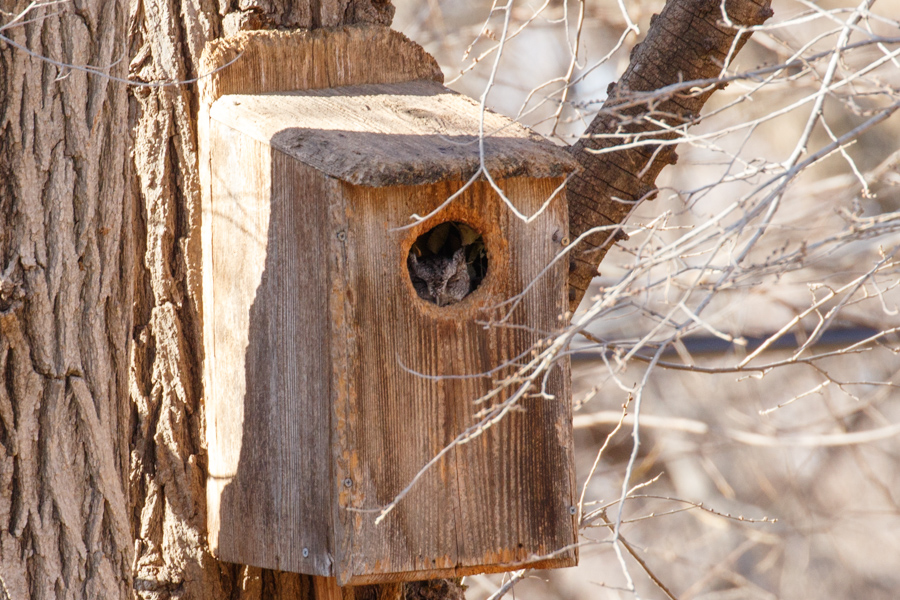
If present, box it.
[332,177,577,585]
[199,26,443,105]
[206,127,334,574]
[210,81,577,186]
[199,25,444,327]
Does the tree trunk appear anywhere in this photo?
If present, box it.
[0,0,134,597]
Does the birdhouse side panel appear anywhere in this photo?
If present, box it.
[332,178,576,584]
[205,123,335,575]
[206,123,272,560]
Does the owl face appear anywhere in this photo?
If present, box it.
[408,247,472,307]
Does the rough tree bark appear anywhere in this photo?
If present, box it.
[0,0,771,598]
[566,0,774,310]
[0,0,134,597]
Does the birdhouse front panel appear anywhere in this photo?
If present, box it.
[330,178,576,584]
[202,76,580,584]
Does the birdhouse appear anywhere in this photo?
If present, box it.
[200,28,578,586]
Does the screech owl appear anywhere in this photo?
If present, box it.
[408,247,472,307]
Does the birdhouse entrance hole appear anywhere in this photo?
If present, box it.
[407,221,487,307]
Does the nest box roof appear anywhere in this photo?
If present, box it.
[209,79,578,187]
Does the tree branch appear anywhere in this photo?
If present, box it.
[566,0,775,311]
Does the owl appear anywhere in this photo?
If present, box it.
[408,247,472,307]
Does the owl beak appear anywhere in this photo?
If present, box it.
[433,284,447,307]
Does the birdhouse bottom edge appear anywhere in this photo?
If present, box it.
[344,554,578,585]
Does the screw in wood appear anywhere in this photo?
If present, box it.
[552,230,570,246]
[343,478,353,488]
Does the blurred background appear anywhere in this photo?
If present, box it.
[395,1,900,598]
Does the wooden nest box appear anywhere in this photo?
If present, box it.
[201,28,578,586]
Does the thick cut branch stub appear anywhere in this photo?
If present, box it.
[566,0,774,311]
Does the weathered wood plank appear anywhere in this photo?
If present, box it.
[333,178,577,584]
[206,127,334,574]
[199,26,443,104]
[206,124,275,561]
[453,180,576,571]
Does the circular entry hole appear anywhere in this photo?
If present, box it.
[407,221,487,307]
